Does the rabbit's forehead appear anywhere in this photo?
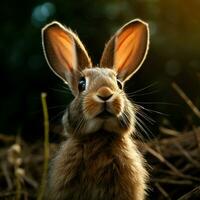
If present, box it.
[82,67,116,79]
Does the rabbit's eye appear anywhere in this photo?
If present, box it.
[78,77,86,92]
[117,79,123,89]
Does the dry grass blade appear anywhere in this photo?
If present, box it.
[0,191,27,198]
[144,144,183,176]
[24,176,38,189]
[37,93,50,200]
[193,126,200,154]
[177,186,200,200]
[1,162,12,190]
[172,82,200,119]
[159,127,180,137]
[152,178,193,185]
[155,182,171,200]
[174,142,200,168]
[0,134,15,143]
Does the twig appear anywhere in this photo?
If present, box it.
[15,135,22,200]
[1,162,12,190]
[178,186,200,200]
[174,142,200,168]
[15,169,22,200]
[172,82,200,119]
[152,178,193,185]
[155,168,200,182]
[144,144,183,176]
[178,174,200,182]
[193,125,200,155]
[159,127,180,137]
[155,182,171,199]
[24,176,38,189]
[0,134,15,143]
[37,93,50,200]
[0,191,27,198]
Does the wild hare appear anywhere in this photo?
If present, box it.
[42,18,150,200]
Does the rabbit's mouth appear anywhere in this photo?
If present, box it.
[96,100,120,119]
[96,110,114,119]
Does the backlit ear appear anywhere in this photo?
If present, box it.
[42,21,92,86]
[100,19,149,82]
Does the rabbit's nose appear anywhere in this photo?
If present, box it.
[98,94,113,101]
[97,87,113,101]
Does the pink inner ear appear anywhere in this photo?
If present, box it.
[114,23,147,79]
[46,26,76,73]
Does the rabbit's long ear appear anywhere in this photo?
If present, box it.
[42,21,92,86]
[100,19,149,82]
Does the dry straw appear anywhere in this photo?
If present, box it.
[37,93,50,200]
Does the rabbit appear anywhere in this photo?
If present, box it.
[42,18,150,200]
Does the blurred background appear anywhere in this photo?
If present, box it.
[0,0,200,141]
[0,0,200,199]
[1,0,200,140]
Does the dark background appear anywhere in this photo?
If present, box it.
[1,0,200,140]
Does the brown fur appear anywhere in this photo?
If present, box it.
[47,133,147,200]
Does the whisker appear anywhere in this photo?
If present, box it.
[61,85,71,92]
[135,104,168,116]
[125,82,158,95]
[49,87,71,95]
[47,105,67,110]
[127,89,159,97]
[49,109,66,123]
[134,126,145,141]
[73,109,85,131]
[121,112,130,128]
[136,110,156,125]
[135,117,151,140]
[73,117,85,135]
[135,115,155,140]
[134,101,177,106]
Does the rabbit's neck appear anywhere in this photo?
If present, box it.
[72,130,131,160]
[78,130,122,142]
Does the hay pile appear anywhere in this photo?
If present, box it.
[142,126,200,199]
[0,127,199,199]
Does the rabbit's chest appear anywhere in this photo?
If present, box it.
[65,144,136,198]
[49,137,147,200]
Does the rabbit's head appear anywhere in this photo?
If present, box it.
[42,19,149,136]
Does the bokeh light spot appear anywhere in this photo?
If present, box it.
[148,20,157,36]
[31,2,56,27]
